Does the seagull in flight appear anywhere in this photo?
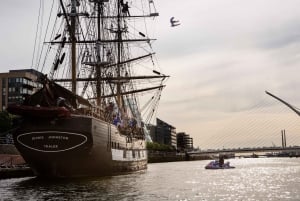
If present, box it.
[170,17,180,27]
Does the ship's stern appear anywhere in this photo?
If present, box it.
[13,115,94,178]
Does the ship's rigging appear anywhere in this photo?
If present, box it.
[31,0,168,125]
[6,0,167,179]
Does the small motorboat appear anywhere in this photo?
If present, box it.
[205,160,235,169]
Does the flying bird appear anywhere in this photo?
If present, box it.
[170,17,180,27]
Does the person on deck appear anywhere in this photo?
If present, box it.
[219,155,224,167]
[113,115,121,126]
[122,2,130,16]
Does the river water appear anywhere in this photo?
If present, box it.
[0,158,299,201]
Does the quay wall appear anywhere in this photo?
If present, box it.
[0,144,19,155]
[0,167,34,179]
[147,151,214,163]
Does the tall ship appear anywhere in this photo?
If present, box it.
[8,0,168,177]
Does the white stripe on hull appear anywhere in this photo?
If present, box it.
[111,149,147,161]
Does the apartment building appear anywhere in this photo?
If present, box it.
[0,69,43,111]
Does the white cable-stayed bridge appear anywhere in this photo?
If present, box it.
[197,91,300,150]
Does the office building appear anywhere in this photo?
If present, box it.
[0,69,43,111]
[177,132,193,151]
[149,118,177,149]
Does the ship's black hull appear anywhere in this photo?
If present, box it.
[13,115,147,178]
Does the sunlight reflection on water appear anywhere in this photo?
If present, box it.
[0,158,299,200]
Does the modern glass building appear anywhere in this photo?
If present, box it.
[148,118,177,149]
[0,69,43,111]
[177,132,193,151]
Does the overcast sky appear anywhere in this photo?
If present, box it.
[1,0,300,149]
[155,0,300,149]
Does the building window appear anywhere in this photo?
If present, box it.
[2,78,6,87]
[22,88,28,94]
[8,78,16,83]
[8,87,16,93]
[2,96,5,106]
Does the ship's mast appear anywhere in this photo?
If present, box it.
[71,0,77,95]
[117,0,123,113]
[52,0,168,120]
[96,2,102,106]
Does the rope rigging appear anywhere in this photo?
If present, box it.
[30,0,167,129]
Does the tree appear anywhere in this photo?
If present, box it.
[0,111,12,133]
[146,141,175,152]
